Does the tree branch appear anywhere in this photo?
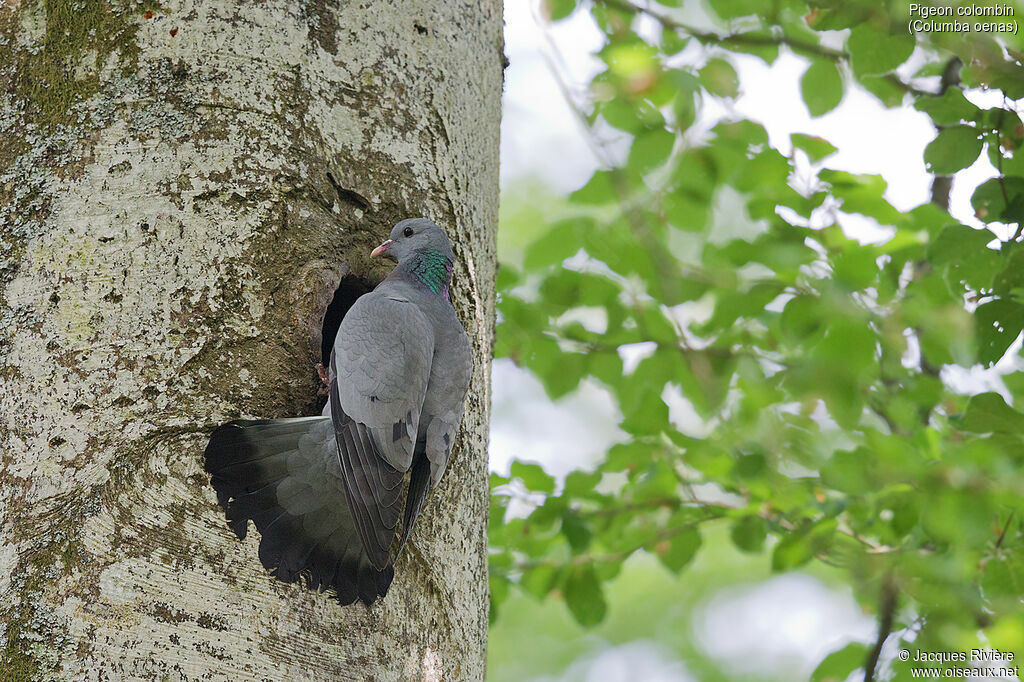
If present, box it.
[864,576,899,682]
[600,0,845,60]
[598,0,939,99]
[995,511,1015,551]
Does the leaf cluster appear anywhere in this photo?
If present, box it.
[493,1,1024,678]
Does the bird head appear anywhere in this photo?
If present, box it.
[371,218,454,263]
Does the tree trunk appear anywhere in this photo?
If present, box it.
[0,1,501,679]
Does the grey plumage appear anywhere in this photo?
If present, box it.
[204,218,472,605]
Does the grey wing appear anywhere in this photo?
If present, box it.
[329,293,435,569]
[423,321,473,486]
[397,317,472,555]
[332,293,435,471]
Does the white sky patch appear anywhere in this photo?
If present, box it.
[489,359,625,479]
[942,334,1024,402]
[532,640,697,682]
[557,305,609,335]
[618,341,658,374]
[693,573,876,680]
[731,52,936,212]
[663,383,714,439]
[500,2,604,192]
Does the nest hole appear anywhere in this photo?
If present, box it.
[320,274,377,367]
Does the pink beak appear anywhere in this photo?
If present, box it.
[370,239,394,258]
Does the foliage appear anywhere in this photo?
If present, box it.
[491,1,1024,679]
[489,525,829,682]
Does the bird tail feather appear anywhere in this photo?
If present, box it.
[204,418,394,605]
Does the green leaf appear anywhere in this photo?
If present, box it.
[495,263,520,291]
[676,349,735,419]
[926,224,999,293]
[524,218,587,271]
[672,88,697,130]
[821,448,873,495]
[587,351,624,387]
[994,250,1024,300]
[561,510,592,554]
[657,526,701,572]
[982,547,1024,607]
[861,75,906,108]
[810,642,869,682]
[603,442,651,472]
[791,133,837,162]
[924,126,983,174]
[618,352,673,430]
[511,461,556,494]
[780,295,824,343]
[801,59,843,117]
[627,128,675,175]
[805,4,872,31]
[733,452,766,480]
[603,42,659,79]
[684,442,732,478]
[915,89,979,126]
[700,58,739,98]
[847,23,913,77]
[730,515,766,553]
[921,488,995,545]
[959,392,1024,434]
[571,170,618,205]
[563,469,602,497]
[489,575,508,625]
[621,389,670,435]
[563,565,607,627]
[815,318,874,428]
[708,0,763,19]
[599,95,665,133]
[975,299,1024,366]
[819,170,902,224]
[832,245,878,291]
[971,176,1024,225]
[961,38,1024,99]
[544,0,576,21]
[521,564,560,599]
[772,530,816,571]
[525,338,586,398]
[772,519,838,571]
[665,187,709,233]
[819,317,875,375]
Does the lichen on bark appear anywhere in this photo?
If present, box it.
[0,0,502,679]
[2,0,159,130]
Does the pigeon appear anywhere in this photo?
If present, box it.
[203,218,473,605]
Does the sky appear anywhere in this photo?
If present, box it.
[490,2,1017,681]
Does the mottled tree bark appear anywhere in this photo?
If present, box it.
[0,1,501,679]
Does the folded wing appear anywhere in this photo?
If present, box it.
[329,292,435,569]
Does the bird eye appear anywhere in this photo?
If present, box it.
[403,226,414,237]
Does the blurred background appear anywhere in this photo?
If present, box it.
[486,1,1024,681]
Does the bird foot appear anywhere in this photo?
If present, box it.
[316,362,330,397]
